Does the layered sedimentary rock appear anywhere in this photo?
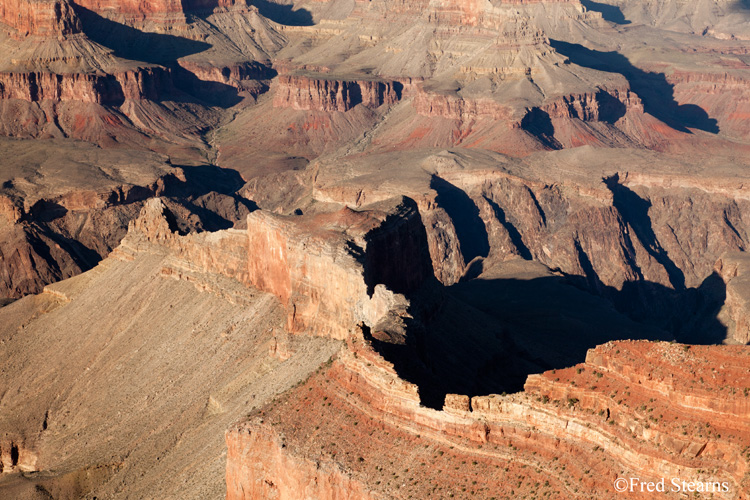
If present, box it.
[127,197,430,339]
[0,209,341,499]
[0,0,81,37]
[70,0,237,25]
[0,67,170,103]
[273,74,402,112]
[226,339,750,499]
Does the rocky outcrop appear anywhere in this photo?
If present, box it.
[226,339,750,499]
[0,67,171,104]
[412,91,513,121]
[715,252,750,344]
[226,424,377,500]
[126,197,430,339]
[273,74,402,112]
[0,440,37,473]
[0,0,81,37]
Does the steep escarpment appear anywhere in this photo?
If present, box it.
[0,199,343,500]
[309,146,750,332]
[0,0,81,37]
[716,252,750,345]
[227,339,749,499]
[125,196,431,340]
[0,138,255,299]
[274,74,402,112]
[70,0,237,26]
[0,66,170,103]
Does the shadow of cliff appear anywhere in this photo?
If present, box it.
[371,268,727,409]
[484,197,533,260]
[520,108,562,150]
[73,6,242,107]
[162,164,258,230]
[251,0,314,26]
[74,6,210,65]
[430,176,489,264]
[580,0,631,24]
[550,40,720,134]
[596,89,628,124]
[604,174,686,290]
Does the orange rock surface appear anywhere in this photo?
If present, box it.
[227,339,750,499]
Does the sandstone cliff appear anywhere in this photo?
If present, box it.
[125,197,430,340]
[226,339,750,499]
[274,74,401,112]
[0,0,81,38]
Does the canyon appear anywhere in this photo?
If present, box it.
[0,0,749,498]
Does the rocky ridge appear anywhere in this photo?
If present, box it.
[227,338,750,499]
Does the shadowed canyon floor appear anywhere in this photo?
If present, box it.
[0,0,750,498]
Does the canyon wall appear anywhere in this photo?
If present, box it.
[226,338,750,499]
[0,67,171,104]
[126,197,430,340]
[0,0,81,37]
[716,252,750,344]
[273,74,402,112]
[69,0,237,24]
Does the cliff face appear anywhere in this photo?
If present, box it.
[70,0,236,24]
[226,339,750,499]
[0,0,81,37]
[126,197,430,340]
[716,252,750,344]
[273,74,402,112]
[0,213,342,499]
[0,67,171,104]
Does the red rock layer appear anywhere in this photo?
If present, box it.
[412,91,513,121]
[0,0,81,37]
[125,198,429,340]
[273,74,401,112]
[71,0,236,23]
[0,67,171,104]
[226,339,750,499]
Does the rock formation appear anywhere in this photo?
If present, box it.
[226,338,750,499]
[0,0,749,499]
[0,0,81,38]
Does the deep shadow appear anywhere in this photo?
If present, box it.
[347,82,363,109]
[27,200,68,223]
[392,81,404,100]
[362,197,435,296]
[596,89,627,124]
[73,5,243,107]
[74,6,210,65]
[484,196,532,260]
[371,267,727,409]
[550,40,720,133]
[251,0,314,26]
[161,164,258,231]
[604,174,686,290]
[580,0,631,24]
[430,176,490,264]
[520,107,562,149]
